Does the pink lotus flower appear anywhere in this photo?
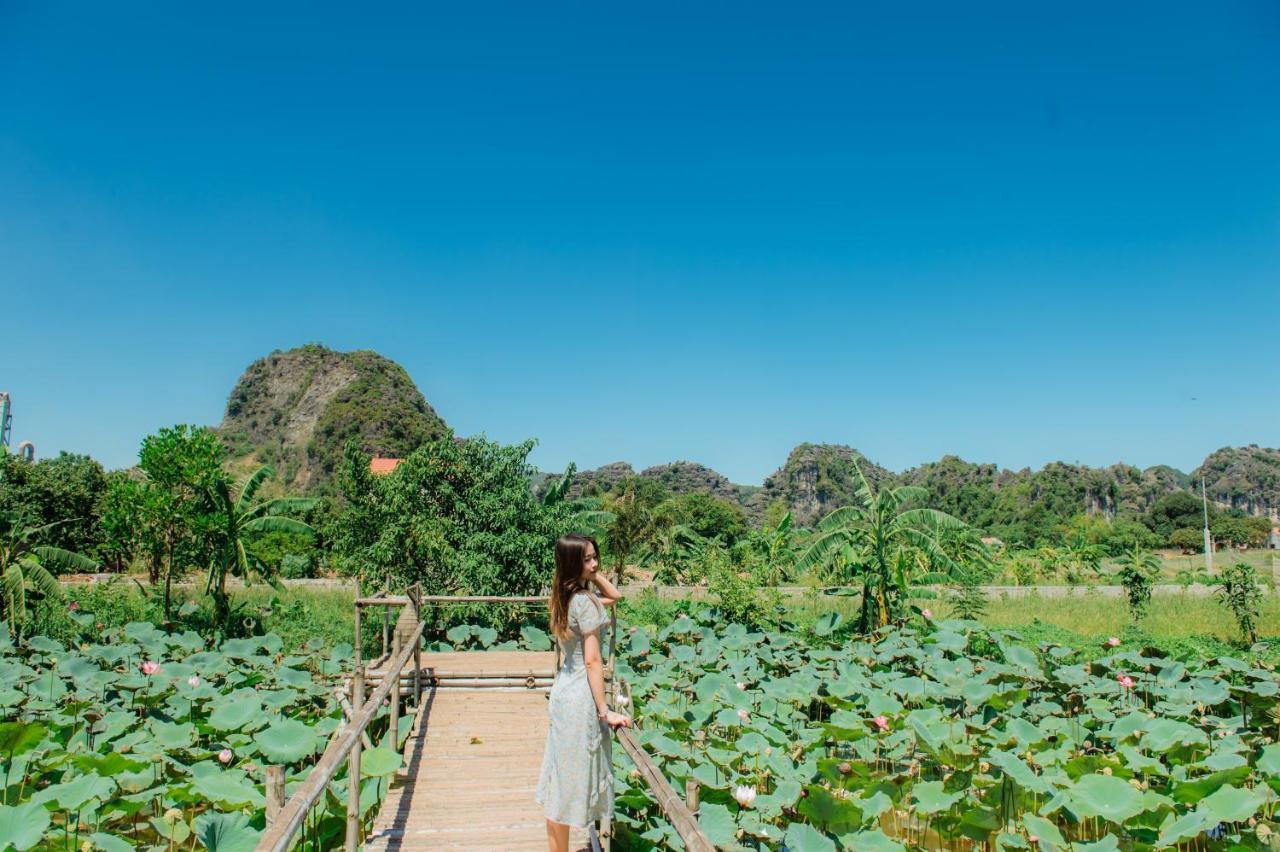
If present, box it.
[69,601,79,611]
[1106,637,1120,647]
[737,709,750,723]
[921,608,933,619]
[95,623,103,631]
[217,748,233,764]
[1028,835,1039,844]
[1117,675,1135,690]
[187,675,200,688]
[873,715,890,732]
[140,661,161,676]
[736,682,747,691]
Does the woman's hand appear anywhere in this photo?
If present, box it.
[602,710,632,730]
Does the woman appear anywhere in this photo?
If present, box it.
[536,533,631,852]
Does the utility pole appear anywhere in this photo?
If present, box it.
[1202,477,1213,575]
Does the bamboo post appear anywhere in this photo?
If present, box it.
[411,583,422,704]
[346,604,364,851]
[389,627,402,747]
[265,766,285,827]
[381,581,390,658]
[685,778,700,815]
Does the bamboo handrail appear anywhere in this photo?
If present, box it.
[615,728,715,852]
[256,618,427,852]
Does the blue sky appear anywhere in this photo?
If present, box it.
[3,2,1278,484]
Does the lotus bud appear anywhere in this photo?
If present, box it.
[921,608,932,619]
[737,709,750,723]
[979,761,990,773]
[1028,835,1039,844]
[140,660,161,676]
[1106,637,1120,648]
[873,715,890,732]
[163,808,182,822]
[218,748,233,764]
[733,785,757,808]
[838,761,852,775]
[617,693,631,707]
[187,675,200,688]
[736,682,747,691]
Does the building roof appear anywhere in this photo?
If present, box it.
[369,457,402,475]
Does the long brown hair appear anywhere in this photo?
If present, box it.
[549,533,598,640]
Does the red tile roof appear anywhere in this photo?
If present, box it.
[369,457,402,475]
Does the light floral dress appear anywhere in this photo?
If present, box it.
[535,591,612,827]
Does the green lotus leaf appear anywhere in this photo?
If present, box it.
[1020,815,1067,850]
[193,811,261,852]
[519,625,551,650]
[26,636,63,654]
[814,612,842,637]
[837,828,904,851]
[784,821,836,852]
[123,622,164,646]
[149,719,196,751]
[1197,783,1263,824]
[0,802,51,851]
[150,815,191,843]
[274,667,311,688]
[1258,742,1280,776]
[1141,718,1207,752]
[208,690,263,731]
[190,771,266,807]
[1066,774,1146,823]
[693,801,738,846]
[32,771,115,810]
[253,718,320,764]
[1073,835,1120,852]
[0,722,45,758]
[688,760,724,789]
[798,785,861,834]
[474,627,498,647]
[220,637,264,659]
[912,780,962,815]
[1155,810,1209,848]
[445,625,473,644]
[88,832,135,852]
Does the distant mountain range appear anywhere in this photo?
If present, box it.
[216,345,1280,525]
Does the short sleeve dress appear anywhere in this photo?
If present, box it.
[535,591,613,828]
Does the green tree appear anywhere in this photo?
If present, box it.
[0,512,97,635]
[796,461,968,632]
[136,426,225,620]
[656,493,747,546]
[540,463,615,538]
[206,465,318,628]
[1215,561,1262,645]
[601,477,669,580]
[0,452,108,558]
[1145,491,1207,541]
[333,434,572,597]
[1115,544,1160,621]
[1167,527,1204,553]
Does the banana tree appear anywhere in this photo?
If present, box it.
[541,463,616,539]
[796,462,969,631]
[0,512,98,635]
[206,466,318,628]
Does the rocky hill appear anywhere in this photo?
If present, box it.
[1194,445,1280,518]
[218,344,448,492]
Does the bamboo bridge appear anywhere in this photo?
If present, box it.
[255,590,714,852]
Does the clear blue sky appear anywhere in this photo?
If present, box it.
[3,2,1278,484]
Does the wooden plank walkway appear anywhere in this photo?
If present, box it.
[364,651,593,851]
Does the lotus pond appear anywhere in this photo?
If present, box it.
[612,609,1280,851]
[0,615,410,852]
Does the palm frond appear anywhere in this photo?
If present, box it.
[31,546,99,574]
[795,529,854,575]
[18,557,63,600]
[893,508,968,533]
[888,484,929,506]
[242,516,317,538]
[3,564,26,622]
[817,505,866,531]
[234,465,275,514]
[245,497,322,519]
[898,528,960,576]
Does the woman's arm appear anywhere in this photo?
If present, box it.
[589,569,623,607]
[582,631,630,729]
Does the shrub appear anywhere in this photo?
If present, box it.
[280,553,315,579]
[1216,561,1262,645]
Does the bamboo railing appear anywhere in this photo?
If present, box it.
[256,586,425,852]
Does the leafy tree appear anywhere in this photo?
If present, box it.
[796,461,968,632]
[741,511,796,586]
[0,512,97,635]
[333,434,573,597]
[1145,491,1207,540]
[98,471,148,572]
[0,452,108,558]
[1167,527,1205,553]
[1115,544,1160,621]
[136,426,225,620]
[540,463,615,538]
[601,477,669,579]
[657,492,747,546]
[639,524,708,584]
[1212,515,1271,549]
[1215,561,1262,645]
[205,465,318,628]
